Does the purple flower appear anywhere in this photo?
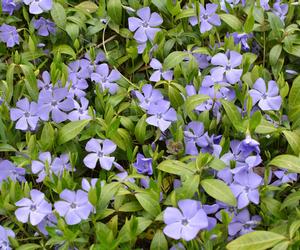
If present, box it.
[163,199,208,241]
[0,160,25,184]
[193,53,211,69]
[249,78,282,111]
[272,1,288,22]
[83,138,117,170]
[33,17,56,36]
[203,204,219,230]
[66,77,88,98]
[15,189,52,226]
[38,87,74,123]
[228,209,261,237]
[146,100,177,132]
[54,189,93,225]
[260,0,270,10]
[149,59,173,82]
[272,170,298,186]
[239,135,260,156]
[37,213,57,236]
[68,59,91,80]
[184,121,207,155]
[232,32,253,51]
[91,63,120,94]
[68,97,91,121]
[2,0,21,15]
[81,178,99,192]
[38,71,53,92]
[51,153,74,176]
[134,84,163,111]
[0,24,19,48]
[85,51,106,72]
[230,171,263,209]
[200,134,223,157]
[210,51,243,84]
[31,152,52,182]
[189,4,221,33]
[220,140,246,168]
[23,0,52,15]
[0,226,15,250]
[10,98,39,131]
[133,153,153,175]
[128,7,163,42]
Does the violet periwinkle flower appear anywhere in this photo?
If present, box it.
[231,155,262,174]
[0,24,19,48]
[249,78,282,111]
[0,226,15,250]
[217,167,233,184]
[54,189,93,225]
[189,4,221,33]
[193,53,211,69]
[232,32,253,51]
[133,153,153,175]
[37,213,57,236]
[228,209,261,237]
[38,87,74,123]
[68,97,91,121]
[91,63,120,94]
[184,121,207,155]
[274,2,289,18]
[0,160,26,184]
[185,85,213,112]
[81,178,99,192]
[239,135,260,156]
[128,7,163,42]
[163,199,208,241]
[200,134,223,157]
[220,140,246,168]
[149,59,173,82]
[210,50,243,84]
[272,170,298,186]
[260,0,270,10]
[68,59,91,80]
[85,51,106,72]
[83,138,117,170]
[33,17,56,36]
[10,98,39,131]
[31,152,52,183]
[38,71,53,92]
[146,100,177,132]
[134,84,163,111]
[51,154,74,176]
[66,77,88,98]
[2,0,21,15]
[203,204,219,230]
[15,189,52,226]
[23,0,52,15]
[215,202,238,221]
[230,171,263,209]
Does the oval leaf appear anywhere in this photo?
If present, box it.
[58,119,90,145]
[268,154,300,173]
[201,179,236,206]
[226,231,286,250]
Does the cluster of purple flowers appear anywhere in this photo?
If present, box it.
[134,84,177,132]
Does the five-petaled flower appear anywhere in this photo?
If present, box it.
[23,0,52,15]
[83,138,117,170]
[15,189,52,226]
[0,24,19,48]
[163,199,208,241]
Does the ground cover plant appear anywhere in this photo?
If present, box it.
[1,0,300,249]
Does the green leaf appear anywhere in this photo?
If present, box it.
[268,154,300,173]
[98,182,120,211]
[244,7,255,33]
[40,122,55,150]
[0,143,17,152]
[289,220,300,238]
[150,230,168,250]
[65,23,79,41]
[219,14,243,31]
[75,1,99,13]
[20,64,38,101]
[16,244,42,250]
[271,241,289,250]
[119,201,143,212]
[58,120,90,145]
[135,114,147,144]
[157,160,196,176]
[201,179,236,206]
[168,85,184,109]
[220,99,245,132]
[163,51,189,70]
[107,0,122,25]
[281,191,300,209]
[226,231,286,250]
[255,118,278,134]
[5,63,15,103]
[269,44,282,66]
[135,192,161,218]
[51,2,66,28]
[185,94,210,117]
[282,130,300,155]
[283,44,300,57]
[175,8,195,20]
[53,45,76,59]
[267,12,284,39]
[288,75,300,125]
[152,0,169,14]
